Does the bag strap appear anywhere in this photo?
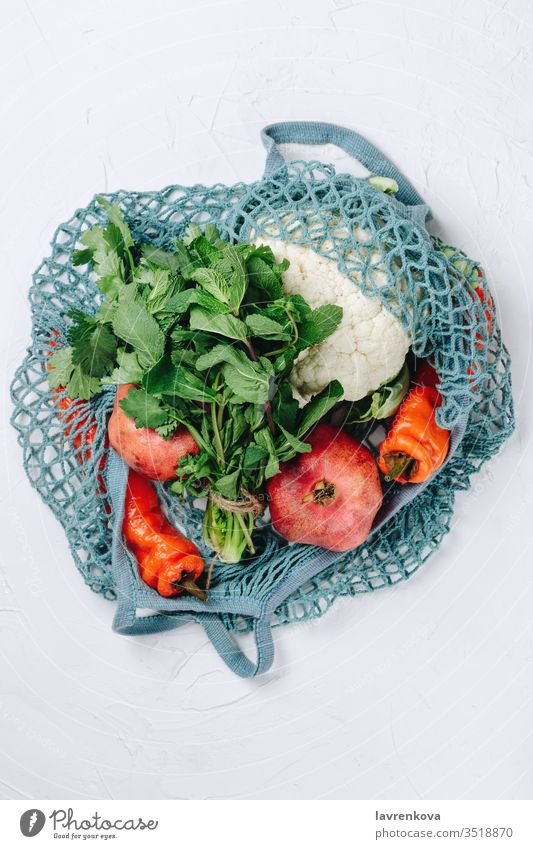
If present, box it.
[200,613,275,678]
[261,121,430,216]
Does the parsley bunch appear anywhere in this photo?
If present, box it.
[49,199,344,563]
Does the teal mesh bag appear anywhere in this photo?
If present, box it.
[10,122,515,677]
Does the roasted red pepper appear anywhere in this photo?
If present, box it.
[378,362,450,484]
[122,470,206,599]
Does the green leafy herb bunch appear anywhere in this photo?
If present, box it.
[49,199,344,563]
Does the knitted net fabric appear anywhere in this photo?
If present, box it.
[10,162,514,631]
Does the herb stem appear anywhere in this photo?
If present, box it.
[285,306,299,347]
[217,396,225,430]
[265,400,276,435]
[235,512,255,554]
[244,336,258,362]
[211,402,225,470]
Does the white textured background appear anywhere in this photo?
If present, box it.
[1,0,532,800]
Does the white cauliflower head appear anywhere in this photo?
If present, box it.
[256,239,410,403]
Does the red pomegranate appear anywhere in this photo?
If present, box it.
[108,384,198,480]
[267,423,382,551]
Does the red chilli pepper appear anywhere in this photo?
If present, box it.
[122,470,206,599]
[378,362,450,484]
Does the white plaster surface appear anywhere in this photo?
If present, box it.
[0,0,532,800]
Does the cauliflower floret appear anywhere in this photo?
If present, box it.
[256,239,410,403]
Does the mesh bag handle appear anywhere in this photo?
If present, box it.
[201,614,275,678]
[261,121,431,219]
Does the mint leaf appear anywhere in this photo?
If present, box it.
[245,313,289,340]
[285,293,312,322]
[119,387,169,429]
[243,443,268,470]
[214,245,247,310]
[244,404,265,432]
[112,296,165,368]
[254,428,279,478]
[143,355,217,403]
[224,365,270,405]
[297,379,344,436]
[190,267,231,305]
[195,344,250,372]
[299,304,343,347]
[276,423,311,455]
[190,307,247,341]
[141,268,184,313]
[188,235,220,266]
[203,223,220,243]
[164,288,230,316]
[172,240,197,278]
[183,223,203,245]
[246,255,283,301]
[196,345,271,405]
[272,382,299,432]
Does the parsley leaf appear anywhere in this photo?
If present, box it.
[48,347,75,389]
[119,387,169,429]
[68,312,117,377]
[96,197,134,249]
[66,366,102,400]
